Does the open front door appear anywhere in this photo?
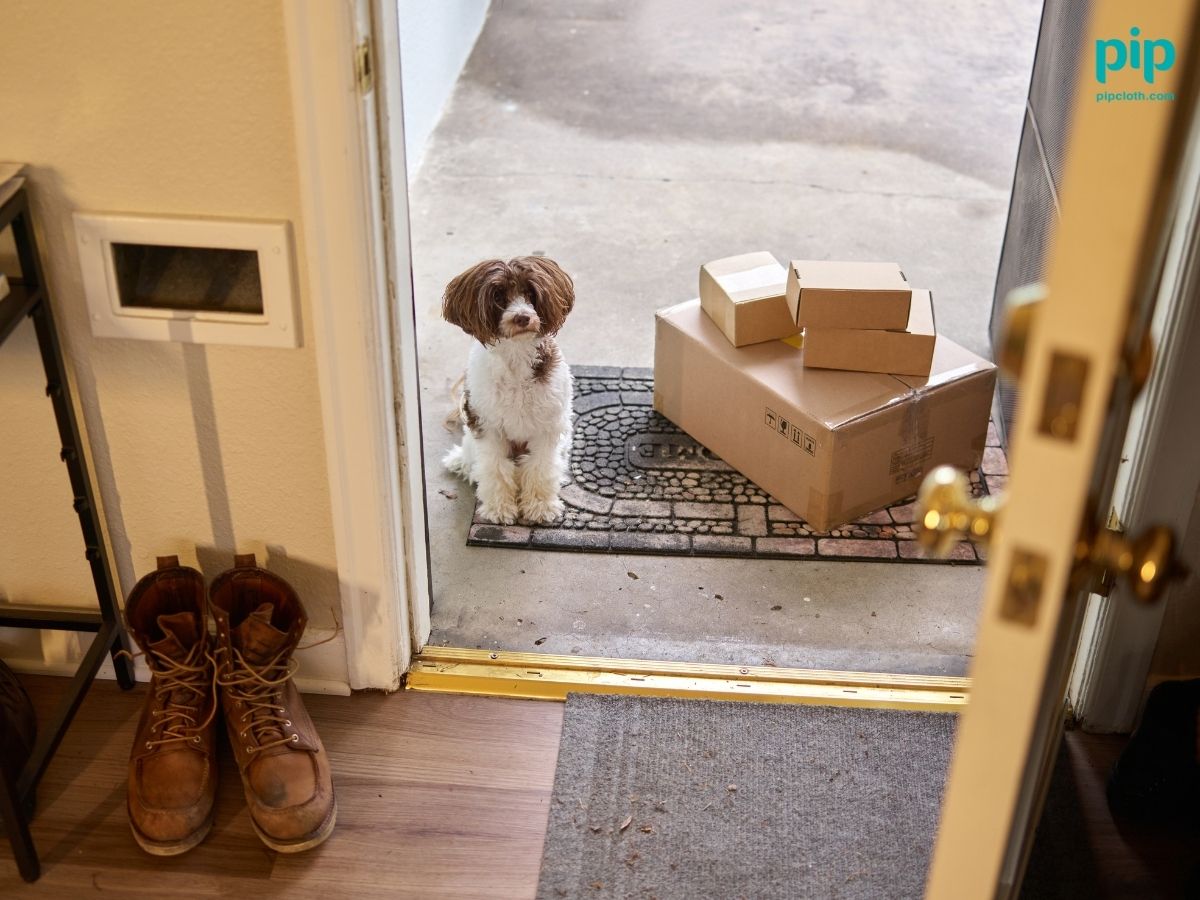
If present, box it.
[926,1,1200,896]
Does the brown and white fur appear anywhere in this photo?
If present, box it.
[441,257,575,525]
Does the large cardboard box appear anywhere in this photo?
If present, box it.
[802,289,937,376]
[654,299,996,531]
[786,260,911,330]
[699,251,797,347]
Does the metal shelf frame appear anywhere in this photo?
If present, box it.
[0,185,135,882]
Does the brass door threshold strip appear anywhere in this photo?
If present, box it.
[406,648,969,711]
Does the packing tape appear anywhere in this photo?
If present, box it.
[900,387,931,446]
[827,373,915,428]
[718,263,788,297]
[919,362,984,389]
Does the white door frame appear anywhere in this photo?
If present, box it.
[370,0,434,651]
[1068,133,1200,732]
[282,0,427,691]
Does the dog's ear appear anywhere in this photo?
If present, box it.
[442,260,510,343]
[514,256,574,335]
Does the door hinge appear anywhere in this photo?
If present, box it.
[355,40,373,95]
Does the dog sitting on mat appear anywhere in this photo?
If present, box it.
[441,256,575,525]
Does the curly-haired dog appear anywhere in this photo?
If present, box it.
[441,257,575,524]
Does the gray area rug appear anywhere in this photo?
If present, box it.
[537,694,957,900]
[469,366,1004,565]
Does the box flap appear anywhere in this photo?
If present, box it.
[790,260,909,292]
[702,252,787,303]
[656,299,912,429]
[894,335,996,390]
[907,289,935,336]
[807,289,935,340]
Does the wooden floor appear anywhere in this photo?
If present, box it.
[1,676,1197,898]
[1,676,562,899]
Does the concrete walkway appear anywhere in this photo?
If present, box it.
[408,0,1041,673]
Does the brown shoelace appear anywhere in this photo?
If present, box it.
[216,645,302,755]
[124,643,218,750]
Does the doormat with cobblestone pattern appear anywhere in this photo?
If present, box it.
[467,366,1007,564]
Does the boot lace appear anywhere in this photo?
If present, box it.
[217,645,301,755]
[120,643,217,750]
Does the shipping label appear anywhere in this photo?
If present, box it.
[889,437,934,483]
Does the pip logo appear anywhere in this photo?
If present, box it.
[1096,28,1175,84]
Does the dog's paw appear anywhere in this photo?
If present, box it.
[442,445,470,479]
[520,496,564,524]
[478,498,520,525]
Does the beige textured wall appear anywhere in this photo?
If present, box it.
[0,1,341,662]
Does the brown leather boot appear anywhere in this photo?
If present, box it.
[210,554,336,852]
[125,556,218,855]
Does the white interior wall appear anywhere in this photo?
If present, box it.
[0,1,348,691]
[398,0,491,177]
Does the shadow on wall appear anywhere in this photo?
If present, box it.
[193,543,342,627]
[182,342,234,551]
[183,346,341,618]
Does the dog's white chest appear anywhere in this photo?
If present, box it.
[467,341,571,442]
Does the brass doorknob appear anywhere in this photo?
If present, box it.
[916,466,1005,558]
[1073,524,1179,604]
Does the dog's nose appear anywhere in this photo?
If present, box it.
[513,313,531,328]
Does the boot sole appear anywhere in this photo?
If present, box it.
[129,806,214,856]
[251,796,337,853]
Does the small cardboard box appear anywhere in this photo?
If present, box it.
[654,299,996,531]
[803,289,937,376]
[699,251,797,347]
[786,260,911,330]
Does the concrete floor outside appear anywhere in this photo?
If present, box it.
[407,0,1042,674]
